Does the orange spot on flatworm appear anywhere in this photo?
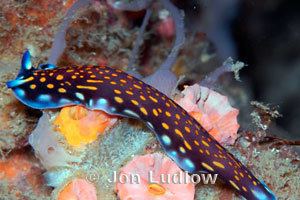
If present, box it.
[114,89,121,94]
[131,100,139,106]
[165,111,171,117]
[76,85,97,90]
[58,88,66,93]
[47,84,54,89]
[153,109,159,116]
[162,123,169,130]
[175,129,183,138]
[140,107,148,115]
[140,95,146,101]
[56,75,64,80]
[40,77,46,82]
[185,126,191,133]
[30,84,36,89]
[213,161,225,169]
[202,162,214,171]
[114,96,123,103]
[126,91,133,95]
[184,140,192,150]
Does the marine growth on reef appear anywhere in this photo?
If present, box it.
[3,0,279,200]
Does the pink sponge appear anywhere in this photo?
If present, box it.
[175,84,239,145]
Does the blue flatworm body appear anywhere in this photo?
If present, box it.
[6,51,276,200]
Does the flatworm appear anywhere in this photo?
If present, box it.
[6,51,276,200]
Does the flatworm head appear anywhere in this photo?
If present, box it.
[7,51,276,200]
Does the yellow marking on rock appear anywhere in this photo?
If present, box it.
[248,175,252,179]
[76,85,97,90]
[175,114,180,120]
[90,75,96,78]
[202,162,214,172]
[105,70,109,73]
[80,75,84,78]
[149,96,158,103]
[127,75,133,79]
[58,88,66,93]
[131,100,139,106]
[126,90,133,95]
[162,122,169,130]
[40,77,46,82]
[104,76,110,80]
[30,84,36,89]
[140,107,148,115]
[75,72,79,75]
[114,96,124,104]
[114,89,121,94]
[158,108,162,113]
[194,140,199,146]
[99,71,104,74]
[229,162,233,166]
[56,75,64,80]
[140,95,146,101]
[195,130,199,135]
[65,81,71,86]
[253,181,257,186]
[66,69,74,72]
[202,140,210,147]
[212,161,225,169]
[234,170,238,175]
[174,121,179,125]
[71,75,77,79]
[110,81,117,85]
[152,109,159,116]
[134,84,142,89]
[165,111,171,117]
[165,102,170,107]
[199,149,204,154]
[185,126,191,133]
[229,180,240,191]
[112,73,118,77]
[184,140,192,150]
[175,129,183,138]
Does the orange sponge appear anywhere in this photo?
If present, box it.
[53,105,117,147]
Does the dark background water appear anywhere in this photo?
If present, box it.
[176,0,300,140]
